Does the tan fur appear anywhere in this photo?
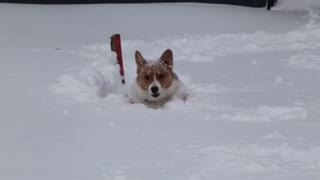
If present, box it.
[129,49,187,108]
[160,49,173,68]
[135,51,147,73]
[135,49,174,90]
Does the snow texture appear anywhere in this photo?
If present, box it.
[1,2,320,180]
[274,0,320,11]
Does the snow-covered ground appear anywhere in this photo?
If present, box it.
[1,2,320,180]
[274,0,320,11]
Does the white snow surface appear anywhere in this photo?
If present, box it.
[1,2,320,180]
[274,0,320,11]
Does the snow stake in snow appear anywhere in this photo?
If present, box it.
[110,34,125,85]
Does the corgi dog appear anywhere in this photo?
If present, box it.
[128,49,188,108]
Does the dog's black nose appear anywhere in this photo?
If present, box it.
[150,86,159,93]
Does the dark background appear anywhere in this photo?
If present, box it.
[0,0,274,8]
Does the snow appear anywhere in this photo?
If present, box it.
[274,0,320,11]
[1,2,320,180]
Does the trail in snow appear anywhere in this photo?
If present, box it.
[52,10,320,123]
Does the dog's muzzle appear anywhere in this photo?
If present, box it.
[150,86,160,97]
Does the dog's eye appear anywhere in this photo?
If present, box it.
[158,73,164,79]
[144,75,150,81]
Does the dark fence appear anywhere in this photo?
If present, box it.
[0,0,277,9]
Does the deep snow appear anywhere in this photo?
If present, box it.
[0,2,320,180]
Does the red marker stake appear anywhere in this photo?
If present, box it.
[110,34,125,85]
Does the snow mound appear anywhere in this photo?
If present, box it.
[52,50,122,101]
[52,67,119,101]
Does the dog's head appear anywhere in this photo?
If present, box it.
[135,49,175,101]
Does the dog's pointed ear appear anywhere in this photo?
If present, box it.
[135,50,146,72]
[160,49,173,68]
